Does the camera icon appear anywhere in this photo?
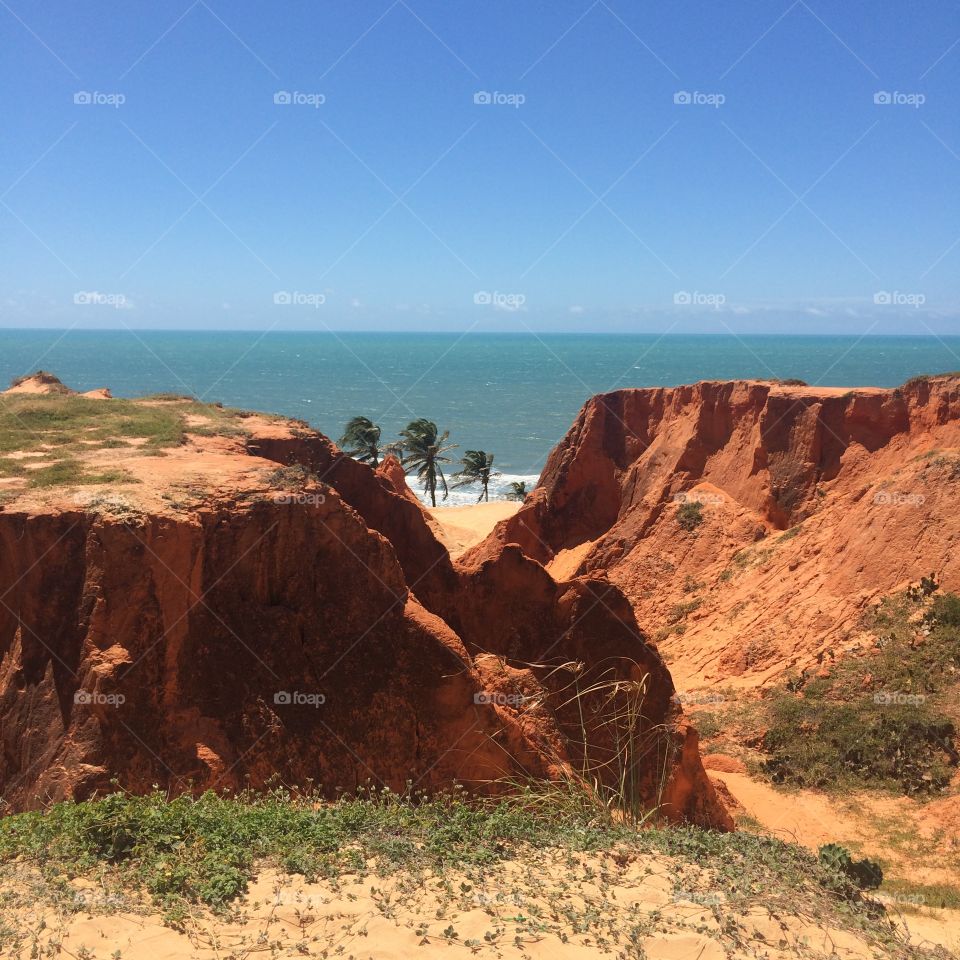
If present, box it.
[73,91,92,105]
[873,291,891,305]
[873,91,891,105]
[673,291,691,305]
[673,91,691,105]
[473,692,494,704]
[473,291,492,305]
[274,691,292,704]
[273,291,292,305]
[273,90,292,105]
[73,690,92,704]
[473,91,492,105]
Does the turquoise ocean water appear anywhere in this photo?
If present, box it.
[1,331,957,503]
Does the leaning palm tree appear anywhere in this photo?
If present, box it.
[452,450,500,502]
[506,480,528,501]
[398,418,457,507]
[339,416,382,467]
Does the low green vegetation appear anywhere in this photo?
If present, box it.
[0,394,184,454]
[2,788,944,959]
[668,597,702,624]
[676,499,704,531]
[0,787,905,921]
[818,842,882,890]
[761,588,960,795]
[720,542,775,579]
[0,390,255,490]
[265,463,317,489]
[881,879,960,911]
[27,461,137,488]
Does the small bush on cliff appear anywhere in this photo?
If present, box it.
[761,590,960,794]
[265,463,316,489]
[676,500,704,531]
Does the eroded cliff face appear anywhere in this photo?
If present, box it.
[468,377,960,686]
[0,496,553,809]
[0,396,729,828]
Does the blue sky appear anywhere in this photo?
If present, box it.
[1,0,959,332]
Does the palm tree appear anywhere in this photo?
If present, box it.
[506,480,528,501]
[398,418,457,507]
[339,416,382,467]
[452,450,500,502]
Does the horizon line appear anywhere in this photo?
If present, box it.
[2,327,959,338]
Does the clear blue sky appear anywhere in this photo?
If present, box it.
[1,0,958,333]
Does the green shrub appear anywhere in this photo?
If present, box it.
[761,590,960,794]
[928,592,960,627]
[677,500,704,531]
[818,843,883,890]
[668,598,702,624]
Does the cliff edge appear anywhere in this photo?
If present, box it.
[466,376,960,686]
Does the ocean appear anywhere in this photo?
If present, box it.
[1,330,957,505]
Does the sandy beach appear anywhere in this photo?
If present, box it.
[427,501,521,557]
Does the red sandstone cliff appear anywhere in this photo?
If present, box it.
[0,389,728,828]
[467,377,960,687]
